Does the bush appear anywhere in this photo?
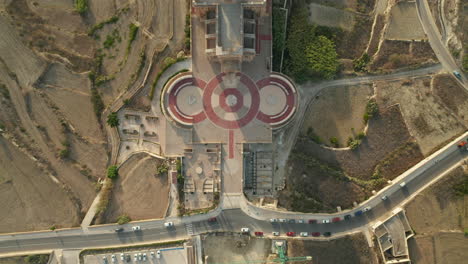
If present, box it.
[453,175,468,196]
[463,53,468,72]
[88,15,119,37]
[117,215,131,225]
[24,255,49,264]
[357,132,366,139]
[364,99,378,123]
[307,127,322,144]
[329,137,339,147]
[107,112,119,127]
[157,162,169,175]
[107,165,119,179]
[75,0,87,15]
[353,53,370,72]
[347,138,361,150]
[126,23,139,54]
[0,83,10,99]
[91,88,104,118]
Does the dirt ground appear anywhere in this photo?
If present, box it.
[385,1,426,40]
[287,233,380,264]
[432,73,468,125]
[202,233,271,264]
[280,103,423,212]
[406,163,468,264]
[0,136,80,232]
[376,76,466,155]
[104,153,169,223]
[301,84,373,147]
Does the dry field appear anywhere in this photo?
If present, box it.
[432,73,468,125]
[376,77,466,154]
[203,233,271,264]
[371,40,438,71]
[0,137,80,232]
[385,1,426,40]
[280,103,423,212]
[406,164,468,264]
[103,153,169,223]
[287,233,380,264]
[308,3,355,31]
[301,84,373,147]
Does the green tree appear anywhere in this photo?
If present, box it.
[157,163,169,175]
[107,112,119,127]
[107,165,119,179]
[330,137,339,147]
[353,53,370,72]
[117,215,131,225]
[75,0,87,15]
[305,36,339,80]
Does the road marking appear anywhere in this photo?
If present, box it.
[185,223,194,236]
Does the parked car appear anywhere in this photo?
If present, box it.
[102,256,107,264]
[322,219,330,224]
[156,251,161,259]
[300,232,308,237]
[332,217,341,223]
[164,221,174,227]
[344,215,352,220]
[125,255,131,262]
[399,182,406,188]
[288,219,295,223]
[207,217,217,222]
[286,232,296,237]
[381,195,388,201]
[354,210,363,216]
[254,231,264,236]
[142,253,147,262]
[114,228,124,232]
[297,219,305,224]
[323,232,332,237]
[120,253,124,261]
[138,253,142,261]
[241,227,249,233]
[132,226,141,231]
[363,206,371,212]
[311,232,321,237]
[272,231,280,236]
[279,219,287,223]
[133,254,138,262]
[308,219,317,224]
[150,252,155,258]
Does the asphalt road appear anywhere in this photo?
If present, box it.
[0,144,465,254]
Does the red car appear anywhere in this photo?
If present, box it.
[332,217,341,223]
[207,217,217,222]
[308,219,317,224]
[458,141,467,148]
[311,232,321,237]
[254,231,264,236]
[286,232,296,237]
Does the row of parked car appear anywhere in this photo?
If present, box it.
[102,251,162,264]
[240,228,332,238]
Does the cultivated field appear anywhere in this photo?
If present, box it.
[287,233,379,264]
[104,153,169,223]
[203,233,271,264]
[301,84,373,147]
[0,137,80,232]
[406,163,468,264]
[386,1,426,40]
[376,77,466,154]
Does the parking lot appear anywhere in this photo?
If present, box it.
[83,246,187,264]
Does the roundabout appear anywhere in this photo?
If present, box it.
[165,72,297,129]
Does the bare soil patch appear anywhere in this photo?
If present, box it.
[287,233,379,264]
[432,73,468,125]
[103,153,169,223]
[371,40,437,71]
[406,163,468,264]
[376,77,465,154]
[386,1,426,40]
[0,136,80,233]
[301,84,373,147]
[203,233,270,264]
[280,104,422,212]
[367,14,385,57]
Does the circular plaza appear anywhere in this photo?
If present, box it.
[164,72,297,129]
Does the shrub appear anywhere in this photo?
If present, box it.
[24,255,49,264]
[329,137,339,147]
[463,53,468,72]
[107,165,119,179]
[117,215,131,225]
[49,225,56,231]
[364,99,378,123]
[123,99,130,105]
[75,0,87,15]
[126,23,139,54]
[88,16,119,37]
[353,53,370,72]
[348,139,361,150]
[157,162,169,175]
[453,175,468,196]
[357,132,366,139]
[0,83,10,99]
[107,112,119,127]
[307,127,322,144]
